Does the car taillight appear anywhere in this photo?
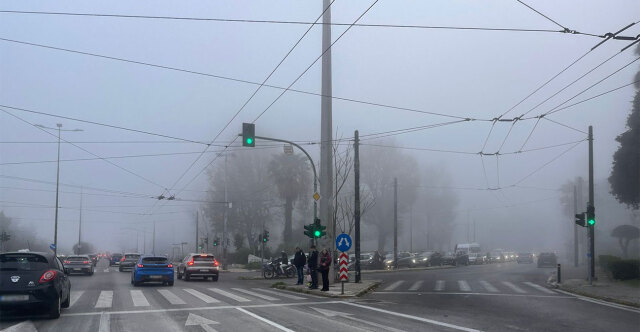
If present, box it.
[187,259,194,266]
[83,260,90,264]
[64,260,70,264]
[39,270,57,283]
[167,264,173,268]
[121,257,125,262]
[213,260,219,267]
[137,264,143,268]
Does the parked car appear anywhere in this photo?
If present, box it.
[131,256,174,286]
[62,255,94,275]
[88,254,98,266]
[109,253,123,266]
[537,252,557,268]
[517,252,534,264]
[384,252,414,269]
[177,253,219,281]
[118,253,141,272]
[455,251,469,266]
[441,252,457,265]
[0,251,71,319]
[411,251,443,267]
[468,253,485,265]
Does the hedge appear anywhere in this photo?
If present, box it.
[598,255,621,272]
[609,259,640,280]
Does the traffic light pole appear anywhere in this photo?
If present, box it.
[354,130,361,283]
[588,126,595,283]
[394,177,398,270]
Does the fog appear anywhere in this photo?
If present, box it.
[1,0,638,262]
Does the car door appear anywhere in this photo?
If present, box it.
[54,257,70,300]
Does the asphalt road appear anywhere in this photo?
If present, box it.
[1,259,638,331]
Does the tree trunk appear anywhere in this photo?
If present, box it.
[283,197,293,248]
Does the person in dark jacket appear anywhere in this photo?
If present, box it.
[319,248,332,291]
[293,247,306,285]
[308,245,318,289]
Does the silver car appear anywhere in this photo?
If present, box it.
[63,255,94,275]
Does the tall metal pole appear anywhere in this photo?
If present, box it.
[394,177,398,270]
[223,154,228,269]
[573,185,579,267]
[588,126,595,282]
[53,124,62,256]
[152,220,156,255]
[195,212,199,253]
[354,130,361,283]
[77,186,83,253]
[409,207,413,253]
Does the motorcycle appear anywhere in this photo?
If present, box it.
[262,260,296,279]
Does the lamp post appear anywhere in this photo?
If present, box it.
[35,123,82,256]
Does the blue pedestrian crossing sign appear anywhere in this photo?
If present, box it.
[336,233,352,252]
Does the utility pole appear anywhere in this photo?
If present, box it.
[473,219,477,243]
[354,130,361,283]
[573,185,579,267]
[409,207,413,253]
[152,220,156,255]
[195,212,199,253]
[588,125,595,282]
[394,177,398,270]
[223,154,229,269]
[77,187,83,254]
[577,176,585,265]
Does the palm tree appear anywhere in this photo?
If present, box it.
[269,153,311,248]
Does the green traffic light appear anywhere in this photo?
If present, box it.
[246,138,253,145]
[314,230,321,237]
[588,219,595,226]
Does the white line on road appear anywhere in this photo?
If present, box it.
[502,281,526,294]
[69,290,84,307]
[252,288,306,300]
[434,280,445,291]
[345,302,482,332]
[232,288,279,301]
[98,312,110,332]
[523,282,556,294]
[95,291,113,308]
[130,290,150,307]
[236,307,295,332]
[1,321,37,332]
[408,281,423,291]
[209,288,250,302]
[184,288,220,304]
[384,280,404,291]
[103,268,109,273]
[458,280,471,292]
[372,291,572,299]
[158,289,186,305]
[554,289,640,313]
[479,281,498,293]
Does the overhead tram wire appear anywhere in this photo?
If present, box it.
[515,0,569,31]
[541,117,587,134]
[0,37,479,121]
[512,140,585,186]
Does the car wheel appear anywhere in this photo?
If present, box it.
[49,295,61,319]
[184,273,190,281]
[61,287,70,308]
[168,281,174,286]
[119,267,123,272]
[212,276,218,282]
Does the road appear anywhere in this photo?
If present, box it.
[1,259,638,331]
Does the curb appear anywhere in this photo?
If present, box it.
[272,280,382,299]
[361,265,456,274]
[555,286,640,309]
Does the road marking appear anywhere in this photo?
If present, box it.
[232,288,279,301]
[434,280,445,291]
[1,321,37,332]
[184,288,220,304]
[185,312,219,332]
[158,289,186,305]
[209,288,250,302]
[554,289,640,313]
[479,281,498,293]
[458,280,471,292]
[502,281,526,294]
[252,288,306,300]
[95,291,113,308]
[130,290,150,307]
[523,282,556,294]
[312,307,407,332]
[69,290,84,307]
[373,291,572,299]
[236,307,295,332]
[345,302,482,332]
[98,312,110,332]
[103,268,109,273]
[408,280,423,291]
[384,280,404,291]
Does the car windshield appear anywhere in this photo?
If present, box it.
[0,254,49,271]
[194,255,215,261]
[142,257,168,264]
[124,255,141,260]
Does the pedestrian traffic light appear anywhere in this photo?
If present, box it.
[242,123,255,147]
[586,205,595,226]
[575,212,586,227]
[304,223,315,239]
[263,230,269,243]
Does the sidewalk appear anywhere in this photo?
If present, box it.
[273,279,381,298]
[549,264,640,308]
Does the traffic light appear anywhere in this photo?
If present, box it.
[263,230,269,243]
[575,213,586,227]
[312,218,326,239]
[586,205,596,226]
[242,123,255,147]
[304,223,315,239]
[198,243,203,250]
[213,238,219,246]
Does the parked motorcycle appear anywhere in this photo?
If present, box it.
[262,260,295,279]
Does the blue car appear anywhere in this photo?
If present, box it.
[131,256,174,286]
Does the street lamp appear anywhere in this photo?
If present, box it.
[35,123,82,256]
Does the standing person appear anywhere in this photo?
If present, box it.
[308,245,318,289]
[319,248,332,291]
[293,247,306,285]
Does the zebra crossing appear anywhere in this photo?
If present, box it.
[378,279,559,295]
[66,287,309,311]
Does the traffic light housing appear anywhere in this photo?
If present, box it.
[242,123,255,147]
[313,218,326,239]
[262,230,269,243]
[586,205,595,226]
[213,238,219,247]
[575,213,586,227]
[304,224,315,239]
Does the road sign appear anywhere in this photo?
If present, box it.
[49,243,56,251]
[336,233,352,252]
[283,144,293,155]
[313,192,320,201]
[338,252,349,281]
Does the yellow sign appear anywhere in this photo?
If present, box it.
[313,192,320,201]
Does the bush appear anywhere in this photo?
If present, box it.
[245,261,263,270]
[609,259,640,280]
[598,255,622,272]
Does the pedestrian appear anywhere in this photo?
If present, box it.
[319,248,331,291]
[293,247,306,285]
[308,245,318,289]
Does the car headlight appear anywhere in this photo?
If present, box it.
[412,259,416,263]
[422,258,428,261]
[384,260,392,264]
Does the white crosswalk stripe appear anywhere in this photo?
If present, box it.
[252,288,306,300]
[130,290,150,307]
[384,280,404,291]
[479,280,498,293]
[69,291,84,308]
[434,280,445,291]
[458,280,471,292]
[408,281,423,291]
[523,282,556,294]
[502,281,527,294]
[94,291,113,308]
[232,288,279,301]
[157,289,186,305]
[209,288,250,302]
[183,288,220,303]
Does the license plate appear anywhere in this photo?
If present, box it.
[0,295,29,302]
[150,275,163,279]
[74,268,82,271]
[200,269,209,272]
